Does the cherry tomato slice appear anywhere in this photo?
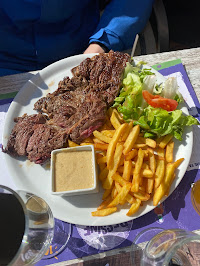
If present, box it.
[142,90,178,111]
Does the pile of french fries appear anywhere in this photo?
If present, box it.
[68,108,184,217]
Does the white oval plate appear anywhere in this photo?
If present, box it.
[2,54,193,226]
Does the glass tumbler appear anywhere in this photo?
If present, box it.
[0,185,54,265]
[191,179,200,216]
[131,228,200,266]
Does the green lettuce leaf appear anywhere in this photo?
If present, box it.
[133,106,199,140]
[113,63,154,119]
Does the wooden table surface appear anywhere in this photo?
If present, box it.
[1,47,200,265]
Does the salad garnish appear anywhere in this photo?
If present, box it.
[113,62,199,140]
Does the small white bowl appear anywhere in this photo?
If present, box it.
[51,145,99,196]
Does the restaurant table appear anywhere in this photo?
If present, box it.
[0,47,200,265]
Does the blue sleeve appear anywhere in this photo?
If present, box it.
[89,0,154,51]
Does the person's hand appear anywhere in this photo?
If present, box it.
[83,43,105,54]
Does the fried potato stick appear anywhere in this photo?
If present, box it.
[108,183,131,207]
[97,196,112,210]
[107,123,128,169]
[159,134,173,149]
[153,158,184,206]
[115,182,136,204]
[93,130,112,143]
[126,198,141,216]
[103,143,123,189]
[110,109,122,129]
[131,148,145,192]
[68,140,79,147]
[112,173,131,187]
[94,143,108,151]
[166,141,174,163]
[154,160,165,190]
[92,207,117,216]
[123,160,132,181]
[123,125,140,155]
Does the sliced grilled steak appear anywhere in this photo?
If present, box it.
[4,114,47,156]
[71,50,130,85]
[27,124,67,164]
[68,91,107,143]
[34,84,89,116]
[4,51,130,164]
[3,113,68,164]
[35,51,130,114]
[33,51,130,143]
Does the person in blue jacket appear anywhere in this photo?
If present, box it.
[0,0,154,77]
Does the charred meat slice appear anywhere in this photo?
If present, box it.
[71,51,130,106]
[27,124,67,164]
[34,83,89,116]
[71,50,130,85]
[4,114,47,156]
[3,113,68,164]
[68,91,107,143]
[43,90,107,143]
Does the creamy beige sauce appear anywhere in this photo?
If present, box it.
[54,150,94,192]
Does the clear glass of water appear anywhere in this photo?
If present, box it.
[131,227,200,266]
[0,185,54,265]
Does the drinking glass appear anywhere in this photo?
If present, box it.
[0,185,71,265]
[131,227,200,266]
[191,179,200,216]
